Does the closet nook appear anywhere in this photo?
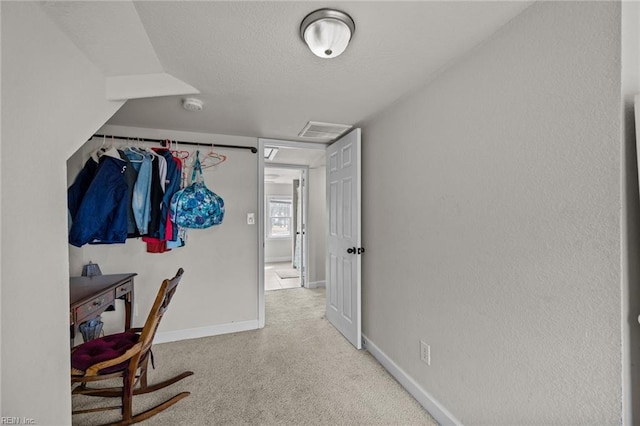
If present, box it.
[67,135,251,253]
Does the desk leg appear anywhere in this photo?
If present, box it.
[124,290,133,330]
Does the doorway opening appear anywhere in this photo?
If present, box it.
[264,165,305,291]
[259,130,361,347]
[258,138,327,327]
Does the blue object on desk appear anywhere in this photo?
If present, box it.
[79,317,103,342]
[82,262,102,277]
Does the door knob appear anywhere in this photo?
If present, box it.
[347,247,356,254]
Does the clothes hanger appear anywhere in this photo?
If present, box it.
[121,138,144,162]
[185,145,203,167]
[130,138,146,154]
[96,135,114,156]
[123,146,144,163]
[167,140,190,188]
[90,136,106,162]
[96,136,124,160]
[184,150,201,173]
[135,137,157,157]
[169,140,190,161]
[177,141,189,187]
[201,145,227,169]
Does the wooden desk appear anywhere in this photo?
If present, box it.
[70,273,136,343]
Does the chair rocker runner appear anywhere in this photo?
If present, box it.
[71,268,193,425]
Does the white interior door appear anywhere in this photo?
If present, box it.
[326,128,362,349]
[292,171,307,287]
[299,171,307,287]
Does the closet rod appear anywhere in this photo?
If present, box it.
[91,134,258,154]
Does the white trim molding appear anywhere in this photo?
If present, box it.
[362,334,462,426]
[265,256,292,263]
[307,280,326,289]
[154,320,260,345]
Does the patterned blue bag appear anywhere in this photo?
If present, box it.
[170,152,224,229]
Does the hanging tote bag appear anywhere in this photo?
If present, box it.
[170,152,224,229]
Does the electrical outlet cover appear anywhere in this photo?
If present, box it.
[420,340,430,365]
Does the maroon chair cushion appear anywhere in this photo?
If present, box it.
[72,332,139,374]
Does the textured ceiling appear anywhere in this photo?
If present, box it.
[42,1,533,144]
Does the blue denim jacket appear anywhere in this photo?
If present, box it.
[68,157,98,221]
[68,155,129,247]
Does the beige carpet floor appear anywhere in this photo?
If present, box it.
[72,288,437,425]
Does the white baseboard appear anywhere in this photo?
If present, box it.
[307,280,326,288]
[265,257,292,263]
[154,320,260,344]
[362,334,462,426]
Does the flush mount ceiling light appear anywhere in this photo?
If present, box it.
[300,8,355,59]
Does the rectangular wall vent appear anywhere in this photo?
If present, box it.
[298,121,352,141]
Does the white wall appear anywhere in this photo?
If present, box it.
[264,182,293,262]
[1,3,125,423]
[362,2,622,424]
[68,124,259,339]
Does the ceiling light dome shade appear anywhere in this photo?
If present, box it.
[301,9,355,59]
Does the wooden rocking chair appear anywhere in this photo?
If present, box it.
[71,268,193,425]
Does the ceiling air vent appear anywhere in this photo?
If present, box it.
[298,121,352,141]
